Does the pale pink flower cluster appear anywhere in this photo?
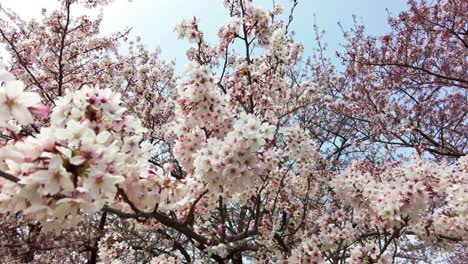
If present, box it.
[219,1,275,47]
[0,85,137,229]
[0,72,188,229]
[263,127,320,220]
[174,18,202,43]
[222,39,304,119]
[287,236,325,264]
[98,233,136,264]
[173,62,277,204]
[280,127,320,177]
[333,161,427,228]
[193,112,274,196]
[242,3,271,46]
[425,156,468,241]
[332,157,468,240]
[150,254,181,264]
[175,62,232,134]
[349,244,391,264]
[174,62,233,172]
[124,166,195,212]
[217,18,241,47]
[315,222,356,252]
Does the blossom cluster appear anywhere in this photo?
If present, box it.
[173,62,233,172]
[314,211,357,252]
[287,236,324,264]
[98,233,136,264]
[241,2,271,46]
[174,62,276,203]
[193,112,274,196]
[174,18,202,43]
[331,157,468,241]
[280,127,320,178]
[0,67,187,230]
[350,244,391,264]
[150,254,182,264]
[217,18,241,47]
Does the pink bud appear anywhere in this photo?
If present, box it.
[28,105,51,117]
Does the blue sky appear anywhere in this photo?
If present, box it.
[1,0,408,69]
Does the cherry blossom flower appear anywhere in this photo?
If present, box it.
[0,70,41,125]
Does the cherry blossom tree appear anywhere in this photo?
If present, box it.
[0,0,176,262]
[0,0,466,263]
[333,0,466,161]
